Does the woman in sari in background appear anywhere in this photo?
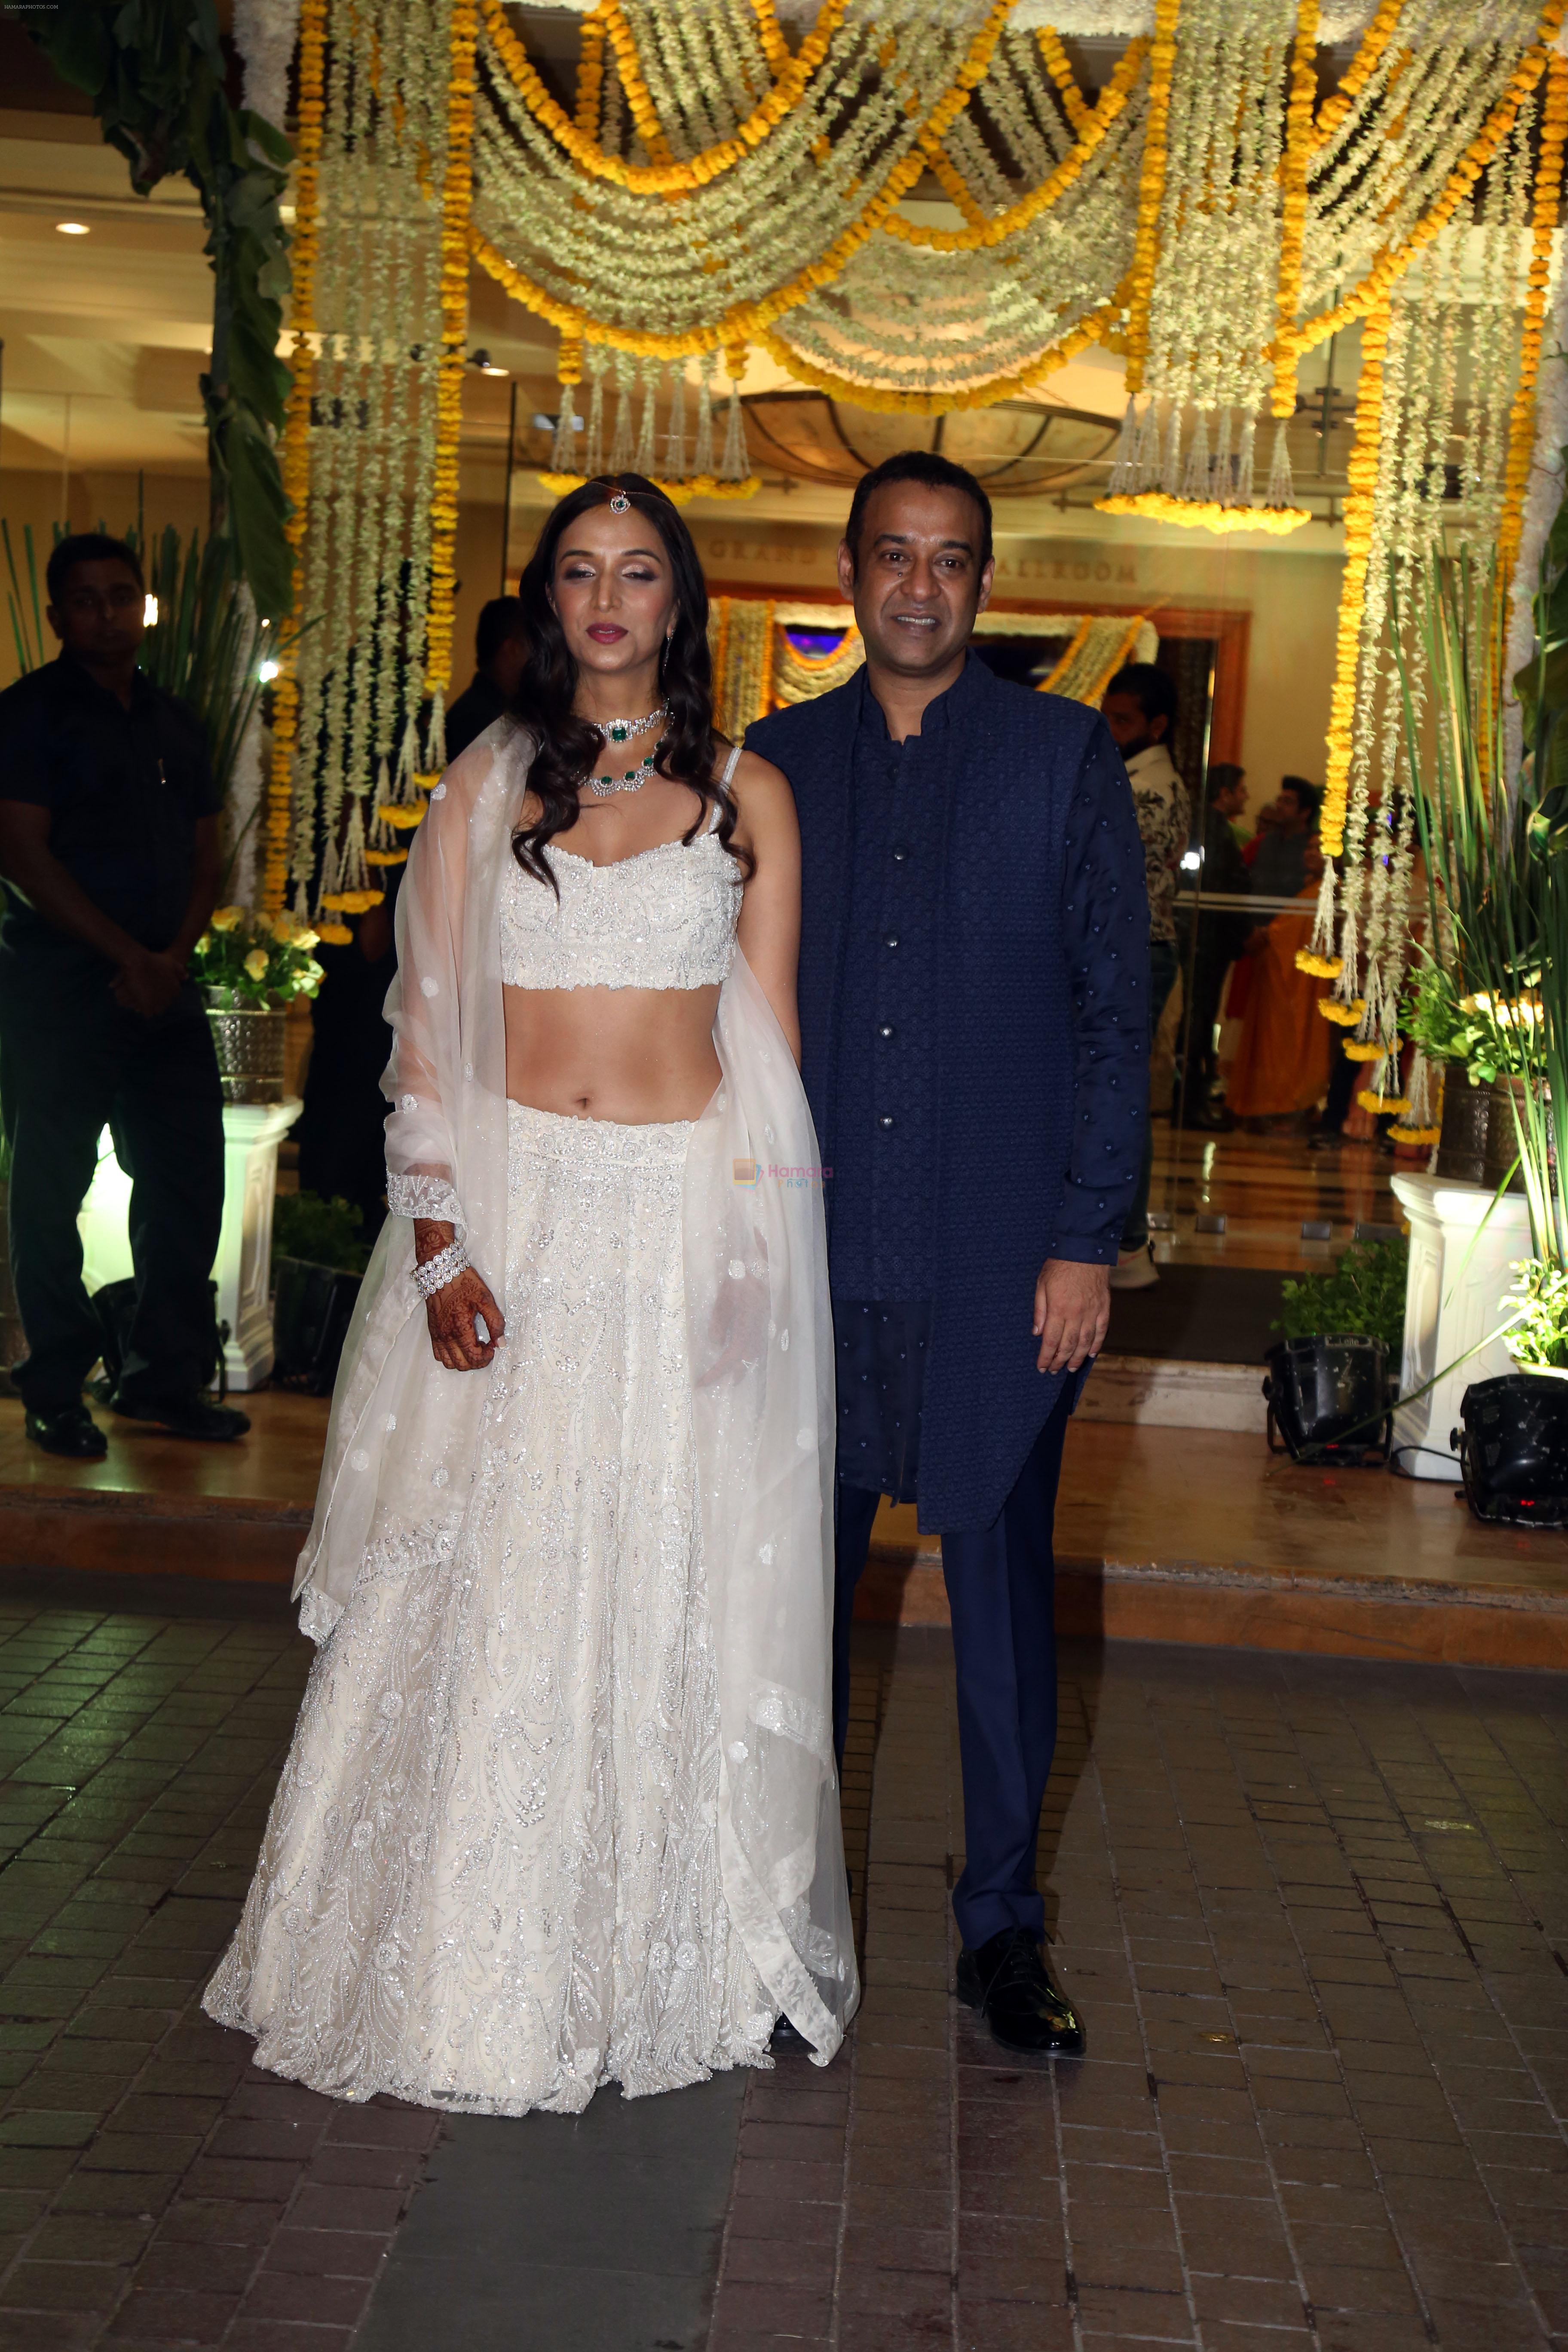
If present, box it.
[1227,836,1333,1127]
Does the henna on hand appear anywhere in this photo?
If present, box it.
[426,1266,505,1372]
[413,1220,505,1370]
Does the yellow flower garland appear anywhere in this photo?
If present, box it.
[469,3,1016,371]
[1036,27,1090,135]
[480,0,853,196]
[1318,994,1364,1023]
[1318,297,1390,861]
[575,8,604,137]
[882,38,1147,253]
[1298,953,1343,980]
[756,290,1124,415]
[263,0,326,914]
[1269,0,1320,420]
[1387,1123,1440,1147]
[1288,13,1562,364]
[1497,45,1568,594]
[1096,492,1311,536]
[1123,0,1181,396]
[424,0,480,715]
[1358,1090,1411,1115]
[1311,0,1404,150]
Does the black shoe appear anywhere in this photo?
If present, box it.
[769,2013,814,2055]
[110,1390,250,1442]
[25,1403,107,1460]
[956,1927,1086,2058]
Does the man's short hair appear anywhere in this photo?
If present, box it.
[475,594,527,669]
[843,450,993,575]
[1206,760,1245,806]
[46,533,144,607]
[1280,774,1322,823]
[1105,661,1178,730]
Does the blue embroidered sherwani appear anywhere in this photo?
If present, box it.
[747,649,1149,1950]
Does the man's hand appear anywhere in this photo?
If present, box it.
[1032,1257,1110,1375]
[112,946,184,1019]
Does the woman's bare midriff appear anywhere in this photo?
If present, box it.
[503,980,722,1124]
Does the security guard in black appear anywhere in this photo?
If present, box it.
[0,534,248,1452]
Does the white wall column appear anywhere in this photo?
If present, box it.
[1390,1172,1530,1481]
[77,1097,302,1393]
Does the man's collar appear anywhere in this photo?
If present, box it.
[856,646,982,743]
[1125,740,1178,781]
[56,647,150,707]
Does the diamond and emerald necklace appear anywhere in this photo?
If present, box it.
[586,702,669,795]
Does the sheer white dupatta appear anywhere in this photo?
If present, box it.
[291,720,857,2063]
[291,723,518,1647]
[687,954,857,2060]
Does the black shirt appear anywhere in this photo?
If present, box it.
[443,672,510,761]
[0,652,219,959]
[827,665,955,1299]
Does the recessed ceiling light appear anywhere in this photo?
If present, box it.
[55,220,90,236]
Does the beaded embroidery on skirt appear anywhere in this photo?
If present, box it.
[203,1102,774,2112]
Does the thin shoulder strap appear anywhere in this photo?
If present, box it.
[712,741,741,828]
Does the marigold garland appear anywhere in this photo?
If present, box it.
[422,0,480,738]
[1289,15,1562,364]
[1123,0,1181,396]
[1319,995,1365,1024]
[262,0,325,915]
[882,38,1147,253]
[1096,492,1311,536]
[1318,297,1391,864]
[480,0,853,196]
[756,294,1124,416]
[1497,45,1568,597]
[469,3,1016,370]
[1312,0,1404,149]
[1036,26,1090,135]
[1270,0,1320,421]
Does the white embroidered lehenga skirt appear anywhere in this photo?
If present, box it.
[203,1101,774,2113]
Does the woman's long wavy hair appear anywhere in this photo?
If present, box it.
[510,474,744,890]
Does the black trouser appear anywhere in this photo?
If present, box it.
[0,962,224,1414]
[833,1391,1072,1951]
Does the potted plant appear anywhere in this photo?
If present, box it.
[192,908,324,1103]
[1263,1236,1406,1463]
[270,1191,373,1395]
[1399,527,1568,1526]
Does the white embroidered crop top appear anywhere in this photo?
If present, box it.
[499,753,744,992]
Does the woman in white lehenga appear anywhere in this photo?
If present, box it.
[204,475,857,2113]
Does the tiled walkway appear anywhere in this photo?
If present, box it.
[0,1572,1565,2350]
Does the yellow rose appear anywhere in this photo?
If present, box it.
[294,928,319,952]
[210,906,245,933]
[243,949,270,983]
[270,914,297,945]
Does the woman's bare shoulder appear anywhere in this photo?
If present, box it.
[724,744,795,829]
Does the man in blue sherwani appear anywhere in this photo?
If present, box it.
[747,452,1148,2057]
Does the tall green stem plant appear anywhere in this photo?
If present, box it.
[1396,531,1568,1341]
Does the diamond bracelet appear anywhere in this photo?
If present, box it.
[413,1240,470,1300]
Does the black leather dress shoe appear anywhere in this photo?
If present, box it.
[956,1927,1086,2058]
[110,1390,251,1443]
[25,1404,107,1460]
[769,2013,813,2055]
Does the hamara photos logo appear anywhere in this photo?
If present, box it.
[733,1159,831,1188]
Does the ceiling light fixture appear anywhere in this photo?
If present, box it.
[55,220,90,236]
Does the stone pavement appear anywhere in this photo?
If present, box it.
[0,1568,1565,2350]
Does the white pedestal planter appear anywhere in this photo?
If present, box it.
[1390,1172,1530,1481]
[77,1096,302,1393]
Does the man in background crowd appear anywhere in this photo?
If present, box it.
[1177,762,1251,1132]
[443,595,528,759]
[1250,774,1321,903]
[1100,662,1188,1291]
[0,533,247,1455]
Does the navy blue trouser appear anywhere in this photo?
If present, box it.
[833,1390,1072,1950]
